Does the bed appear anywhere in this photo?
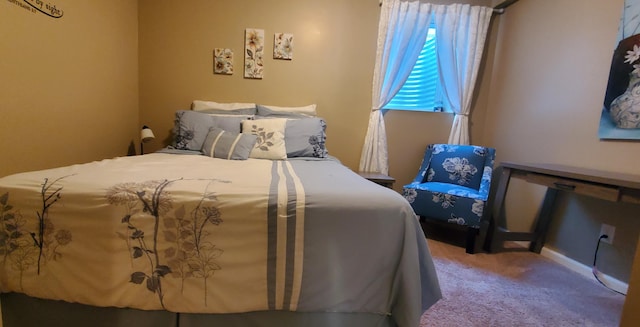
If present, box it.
[0,101,441,327]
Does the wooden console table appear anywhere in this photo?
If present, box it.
[488,162,640,253]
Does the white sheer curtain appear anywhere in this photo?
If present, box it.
[359,0,433,174]
[434,4,492,145]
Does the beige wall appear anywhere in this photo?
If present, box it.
[485,0,639,283]
[138,0,493,172]
[138,0,380,170]
[0,0,139,177]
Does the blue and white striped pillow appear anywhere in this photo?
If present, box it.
[201,128,258,160]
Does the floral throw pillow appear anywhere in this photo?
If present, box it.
[173,110,215,150]
[241,119,287,160]
[427,145,487,189]
[283,117,328,158]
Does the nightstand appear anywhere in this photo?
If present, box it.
[358,172,395,188]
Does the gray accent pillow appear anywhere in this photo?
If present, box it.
[284,118,328,158]
[201,128,258,160]
[173,110,251,150]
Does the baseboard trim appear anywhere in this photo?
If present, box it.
[514,241,628,294]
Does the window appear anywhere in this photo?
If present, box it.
[383,27,444,112]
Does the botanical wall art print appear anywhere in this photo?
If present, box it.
[244,28,264,79]
[214,48,234,75]
[274,33,294,60]
[600,0,640,140]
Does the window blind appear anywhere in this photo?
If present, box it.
[384,28,440,111]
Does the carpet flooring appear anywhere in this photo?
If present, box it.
[420,239,626,327]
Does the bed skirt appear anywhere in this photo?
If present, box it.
[1,293,396,327]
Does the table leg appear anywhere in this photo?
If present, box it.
[529,188,559,253]
[487,167,513,253]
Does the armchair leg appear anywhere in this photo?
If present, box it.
[465,228,479,254]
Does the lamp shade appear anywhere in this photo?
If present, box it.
[141,125,155,143]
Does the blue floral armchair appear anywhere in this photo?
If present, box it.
[403,144,496,253]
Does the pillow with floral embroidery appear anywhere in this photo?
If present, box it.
[241,119,287,160]
[283,117,328,158]
[173,110,215,150]
[173,110,250,150]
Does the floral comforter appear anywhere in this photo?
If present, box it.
[0,153,441,327]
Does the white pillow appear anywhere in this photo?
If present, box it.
[192,100,256,111]
[257,104,317,116]
[242,118,287,160]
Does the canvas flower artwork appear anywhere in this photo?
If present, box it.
[244,28,264,79]
[274,33,293,60]
[214,48,233,75]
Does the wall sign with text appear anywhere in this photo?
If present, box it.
[6,0,64,18]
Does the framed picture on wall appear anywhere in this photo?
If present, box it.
[599,0,640,140]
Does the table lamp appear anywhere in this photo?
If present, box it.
[140,125,155,155]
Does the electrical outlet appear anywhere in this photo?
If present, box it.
[600,223,615,244]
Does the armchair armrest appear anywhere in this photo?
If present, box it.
[410,145,435,184]
[477,148,496,198]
